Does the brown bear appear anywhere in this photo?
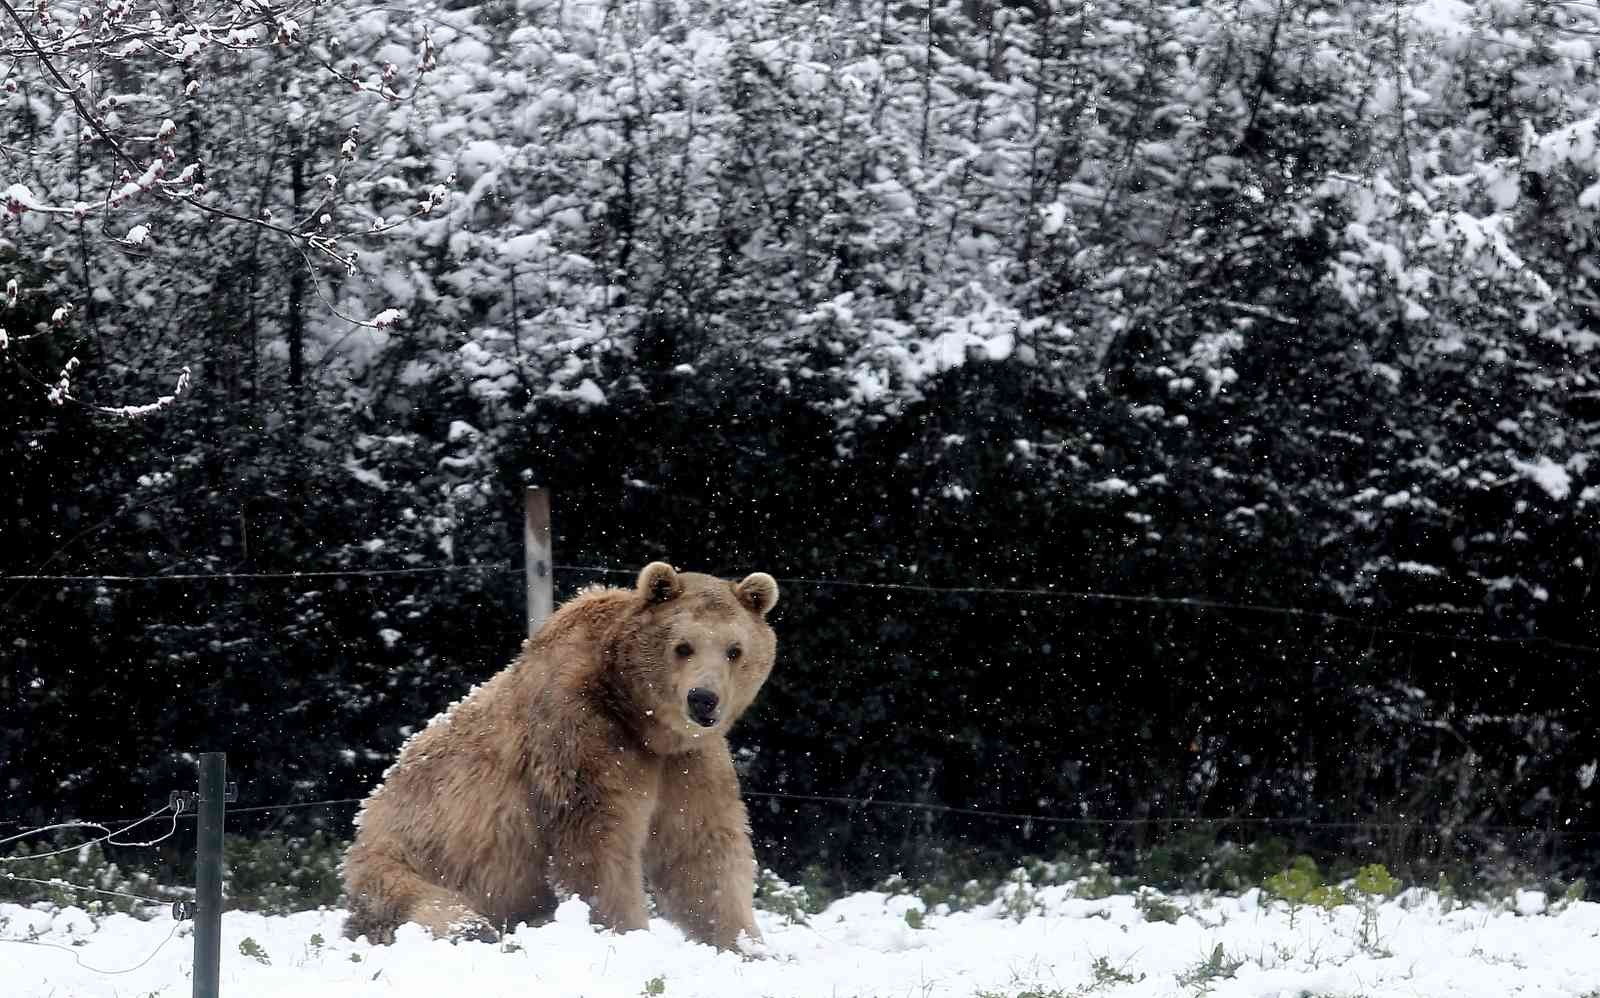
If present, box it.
[341,562,779,951]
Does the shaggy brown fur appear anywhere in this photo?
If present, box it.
[342,562,779,951]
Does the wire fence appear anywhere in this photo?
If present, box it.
[3,548,1592,922]
[0,872,173,909]
[2,776,1593,980]
[0,803,182,858]
[5,560,1598,657]
[3,552,1594,981]
[0,804,185,908]
[0,804,192,979]
[6,789,1596,842]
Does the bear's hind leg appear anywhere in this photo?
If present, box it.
[343,848,499,944]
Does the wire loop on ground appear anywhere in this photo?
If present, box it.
[0,921,182,976]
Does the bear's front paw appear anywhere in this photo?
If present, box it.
[444,912,501,944]
[734,927,771,960]
[451,914,499,940]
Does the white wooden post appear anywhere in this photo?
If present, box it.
[525,486,553,637]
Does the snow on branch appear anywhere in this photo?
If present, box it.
[93,365,191,418]
[0,0,453,411]
[0,0,441,242]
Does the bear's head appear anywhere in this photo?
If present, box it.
[608,561,779,754]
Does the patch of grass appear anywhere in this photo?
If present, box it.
[641,975,666,996]
[224,831,346,915]
[1352,864,1399,897]
[1001,868,1041,922]
[1414,855,1577,908]
[1350,864,1400,954]
[1551,878,1587,914]
[1088,954,1144,988]
[0,838,172,918]
[753,868,823,924]
[238,936,271,965]
[796,864,839,914]
[1264,856,1344,928]
[1176,943,1244,992]
[916,876,994,914]
[890,851,1142,920]
[1433,871,1458,913]
[1133,888,1182,924]
[1072,863,1118,901]
[1137,832,1294,894]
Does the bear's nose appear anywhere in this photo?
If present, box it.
[686,687,720,727]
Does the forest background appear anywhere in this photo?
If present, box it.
[4,0,1600,893]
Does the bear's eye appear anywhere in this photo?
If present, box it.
[674,641,694,658]
[726,645,742,662]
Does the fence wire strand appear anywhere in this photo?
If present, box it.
[743,790,1599,835]
[0,804,177,862]
[0,797,371,830]
[223,797,366,816]
[6,560,1597,657]
[8,793,1584,841]
[0,820,117,846]
[1,871,172,908]
[3,565,511,582]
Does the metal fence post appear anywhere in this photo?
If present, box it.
[192,752,228,998]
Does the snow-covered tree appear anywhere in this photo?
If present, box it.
[0,0,446,413]
[6,0,1600,884]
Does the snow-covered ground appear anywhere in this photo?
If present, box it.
[5,885,1600,997]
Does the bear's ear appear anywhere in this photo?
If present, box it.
[638,561,682,605]
[735,572,779,617]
